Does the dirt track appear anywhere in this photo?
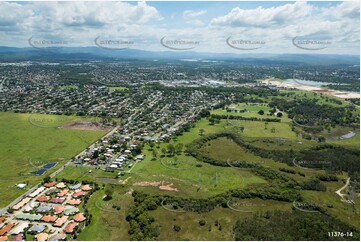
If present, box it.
[336,177,350,201]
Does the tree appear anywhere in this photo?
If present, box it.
[258,110,265,115]
[92,150,99,159]
[199,128,205,136]
[209,117,216,125]
[149,142,155,150]
[167,144,175,156]
[161,148,167,157]
[104,188,113,200]
[318,136,326,143]
[132,146,142,156]
[277,112,283,118]
[175,143,184,154]
[173,225,181,232]
[152,150,158,160]
[43,176,51,183]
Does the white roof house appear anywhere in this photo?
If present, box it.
[10,222,30,235]
[16,184,27,189]
[28,187,46,198]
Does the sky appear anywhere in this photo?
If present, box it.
[0,1,359,54]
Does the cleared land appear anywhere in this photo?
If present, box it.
[0,112,107,207]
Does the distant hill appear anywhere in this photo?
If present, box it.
[0,46,359,65]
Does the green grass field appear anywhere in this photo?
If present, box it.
[55,166,118,182]
[200,137,267,162]
[130,152,267,198]
[149,198,292,241]
[211,102,271,118]
[78,186,132,241]
[225,119,297,139]
[108,86,128,91]
[0,112,107,207]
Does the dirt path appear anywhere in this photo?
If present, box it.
[336,177,350,201]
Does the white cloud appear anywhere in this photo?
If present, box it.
[0,2,33,31]
[183,10,207,19]
[0,1,162,33]
[0,1,358,54]
[206,1,359,54]
[210,1,313,27]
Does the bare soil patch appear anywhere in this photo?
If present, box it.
[61,121,111,131]
[133,181,178,191]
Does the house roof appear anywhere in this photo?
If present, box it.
[0,236,8,241]
[72,191,86,198]
[23,201,39,212]
[12,198,31,210]
[0,218,5,224]
[66,199,81,205]
[36,205,52,213]
[0,223,15,236]
[49,197,64,204]
[64,222,78,233]
[15,214,42,221]
[73,213,86,222]
[68,184,81,190]
[36,196,49,202]
[11,234,23,241]
[29,187,46,198]
[54,216,69,227]
[44,181,57,188]
[53,205,64,215]
[81,185,91,191]
[45,188,59,195]
[56,189,69,197]
[36,233,48,241]
[64,207,79,215]
[56,182,67,189]
[49,233,66,241]
[41,215,58,223]
[9,222,29,235]
[16,184,27,189]
[28,224,45,233]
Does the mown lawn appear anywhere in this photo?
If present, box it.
[0,112,107,207]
